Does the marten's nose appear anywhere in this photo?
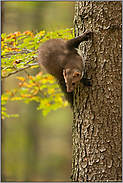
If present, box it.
[67,89,73,93]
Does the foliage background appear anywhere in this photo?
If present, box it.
[1,1,75,181]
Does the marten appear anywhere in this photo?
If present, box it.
[38,31,92,106]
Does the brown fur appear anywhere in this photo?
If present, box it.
[38,31,92,104]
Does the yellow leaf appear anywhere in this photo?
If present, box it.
[39,30,45,35]
[10,97,22,101]
[1,96,8,101]
[23,82,29,87]
[58,97,63,102]
[30,83,36,87]
[23,82,36,88]
[47,76,54,80]
[13,42,17,47]
[1,42,7,49]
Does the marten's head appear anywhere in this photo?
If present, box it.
[63,68,84,92]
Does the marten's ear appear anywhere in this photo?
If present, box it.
[63,70,67,83]
[63,69,66,77]
[66,31,92,49]
[73,71,81,77]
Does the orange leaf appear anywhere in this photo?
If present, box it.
[33,90,39,95]
[47,76,54,80]
[46,103,51,106]
[16,76,25,82]
[21,94,31,98]
[5,90,11,93]
[23,31,34,37]
[14,31,21,36]
[36,71,43,77]
[18,82,23,86]
[6,34,13,39]
[27,76,34,80]
[30,83,36,86]
[11,92,14,97]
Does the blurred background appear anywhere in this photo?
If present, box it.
[1,1,75,182]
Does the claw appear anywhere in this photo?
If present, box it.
[80,77,92,87]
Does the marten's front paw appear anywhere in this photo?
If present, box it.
[80,77,92,87]
[84,31,93,41]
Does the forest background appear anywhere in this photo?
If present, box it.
[1,1,75,181]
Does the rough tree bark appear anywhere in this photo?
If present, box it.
[71,1,122,182]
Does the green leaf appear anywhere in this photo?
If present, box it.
[42,107,51,116]
[24,98,31,104]
[24,37,33,43]
[26,44,34,49]
[1,106,7,111]
[10,114,19,118]
[1,33,7,39]
[17,35,26,40]
[20,42,29,48]
[1,111,10,118]
[50,102,62,110]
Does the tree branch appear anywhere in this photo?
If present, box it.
[2,63,39,79]
[2,48,36,58]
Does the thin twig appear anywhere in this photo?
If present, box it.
[1,57,37,70]
[24,57,37,66]
[2,63,39,79]
[1,49,38,58]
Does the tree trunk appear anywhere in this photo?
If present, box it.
[71,1,122,182]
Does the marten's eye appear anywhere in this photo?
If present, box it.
[72,82,75,86]
[76,74,79,77]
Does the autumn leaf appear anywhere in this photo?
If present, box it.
[1,96,8,101]
[16,76,25,82]
[14,31,21,36]
[21,94,31,98]
[23,30,34,37]
[5,90,11,93]
[27,76,34,80]
[10,97,22,101]
[36,71,43,77]
[18,82,23,86]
